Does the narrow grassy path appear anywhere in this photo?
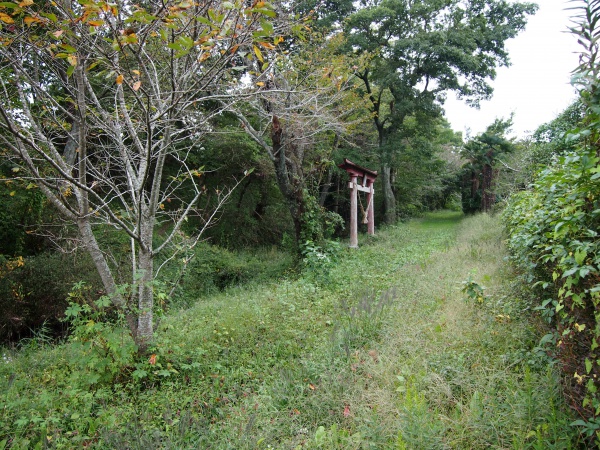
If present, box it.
[142,212,576,448]
[336,214,579,449]
[1,213,580,449]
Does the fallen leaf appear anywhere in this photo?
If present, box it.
[343,404,350,417]
[132,80,141,91]
[149,354,157,365]
[115,74,123,85]
[368,349,379,363]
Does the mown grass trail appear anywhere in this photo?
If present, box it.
[1,212,580,449]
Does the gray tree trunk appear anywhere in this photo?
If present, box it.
[381,163,396,224]
[136,204,155,350]
[136,247,154,349]
[77,218,137,335]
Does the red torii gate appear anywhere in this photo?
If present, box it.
[338,158,378,248]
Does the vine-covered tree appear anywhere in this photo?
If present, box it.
[0,0,279,348]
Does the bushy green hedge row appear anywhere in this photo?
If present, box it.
[504,148,600,441]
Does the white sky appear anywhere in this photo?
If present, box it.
[443,0,581,139]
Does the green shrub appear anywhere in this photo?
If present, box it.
[171,243,292,306]
[503,3,600,441]
[504,149,600,438]
[0,251,102,343]
[64,286,137,389]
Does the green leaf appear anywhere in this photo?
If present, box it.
[260,19,273,35]
[40,12,57,22]
[571,420,589,427]
[575,249,587,265]
[586,358,593,374]
[60,44,77,53]
[195,16,212,26]
[253,7,276,18]
[132,369,148,380]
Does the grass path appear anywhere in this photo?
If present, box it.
[1,212,580,449]
[338,213,578,449]
[150,211,577,448]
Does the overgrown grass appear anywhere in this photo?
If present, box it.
[0,212,580,448]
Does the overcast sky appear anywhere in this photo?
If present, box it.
[443,0,581,139]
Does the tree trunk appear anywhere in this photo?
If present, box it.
[270,116,307,244]
[136,205,155,350]
[381,162,396,224]
[481,163,495,212]
[319,133,339,207]
[136,247,153,350]
[77,218,138,336]
[319,167,334,207]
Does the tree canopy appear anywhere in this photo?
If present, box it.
[0,0,282,347]
[338,0,537,222]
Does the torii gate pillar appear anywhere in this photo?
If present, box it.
[338,158,378,248]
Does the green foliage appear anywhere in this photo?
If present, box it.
[0,250,102,343]
[503,0,600,441]
[177,119,294,248]
[461,273,487,305]
[300,239,340,285]
[330,288,393,359]
[298,189,344,282]
[504,148,600,435]
[532,101,585,158]
[0,212,578,448]
[300,190,344,244]
[169,242,293,306]
[64,283,137,388]
[339,0,536,220]
[0,162,46,258]
[313,424,362,448]
[393,118,464,217]
[460,117,516,213]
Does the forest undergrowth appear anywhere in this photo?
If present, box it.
[0,212,581,448]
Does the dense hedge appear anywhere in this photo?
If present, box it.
[504,2,600,441]
[504,150,600,436]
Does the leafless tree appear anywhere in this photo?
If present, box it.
[0,0,280,348]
